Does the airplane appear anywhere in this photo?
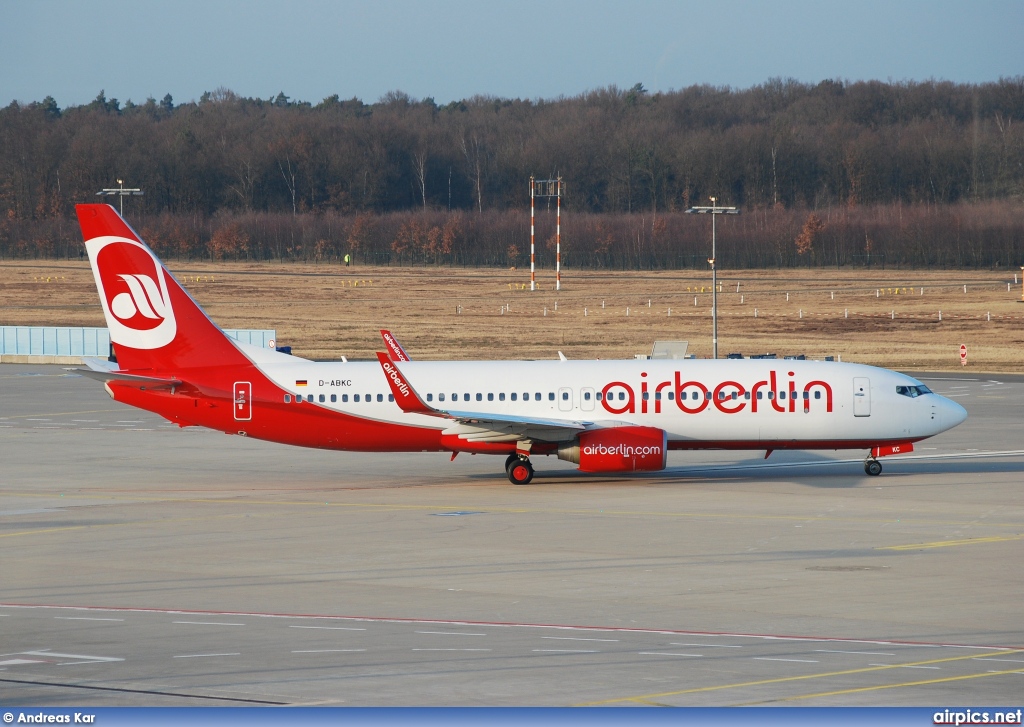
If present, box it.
[73,203,968,485]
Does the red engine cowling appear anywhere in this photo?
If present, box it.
[558,426,668,473]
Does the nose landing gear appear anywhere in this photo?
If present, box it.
[864,458,882,476]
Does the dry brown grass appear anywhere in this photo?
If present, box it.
[3,260,1023,372]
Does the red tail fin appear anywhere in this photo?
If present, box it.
[76,204,246,372]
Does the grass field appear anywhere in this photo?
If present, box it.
[3,260,1023,372]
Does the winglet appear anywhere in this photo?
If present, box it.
[380,330,412,361]
[376,352,434,415]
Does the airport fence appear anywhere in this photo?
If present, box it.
[0,326,276,364]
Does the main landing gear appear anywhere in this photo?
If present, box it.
[506,455,534,485]
[864,458,883,476]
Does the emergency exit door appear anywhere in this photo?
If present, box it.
[233,381,252,421]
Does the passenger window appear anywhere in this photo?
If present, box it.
[667,392,674,400]
[464,393,470,401]
[814,391,821,399]
[388,394,394,402]
[319,394,326,403]
[584,391,591,401]
[439,393,445,402]
[756,392,763,400]
[377,394,383,402]
[718,391,725,400]
[731,392,738,400]
[743,392,750,400]
[342,394,348,402]
[476,393,482,401]
[618,392,626,401]
[654,392,661,400]
[561,392,568,400]
[307,395,314,402]
[642,392,649,400]
[284,394,291,403]
[780,391,786,399]
[427,393,433,402]
[511,393,517,401]
[331,394,337,403]
[803,391,809,400]
[354,394,360,402]
[499,393,505,401]
[596,391,602,401]
[705,392,712,400]
[365,394,371,401]
[487,393,494,401]
[523,392,529,401]
[768,391,774,400]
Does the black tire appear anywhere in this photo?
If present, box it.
[508,459,534,485]
[505,453,519,472]
[865,460,882,476]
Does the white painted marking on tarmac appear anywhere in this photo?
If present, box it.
[754,657,819,663]
[0,659,49,666]
[289,625,365,631]
[55,617,124,622]
[22,650,121,661]
[412,648,492,652]
[815,649,896,656]
[292,649,367,653]
[533,649,600,653]
[173,653,241,658]
[541,636,619,642]
[869,663,940,669]
[974,658,1024,663]
[173,620,245,626]
[639,652,703,657]
[670,642,741,648]
[415,630,486,636]
[26,418,52,421]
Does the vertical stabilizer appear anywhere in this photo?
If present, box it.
[76,204,247,372]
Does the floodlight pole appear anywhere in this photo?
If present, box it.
[96,179,143,217]
[686,198,740,359]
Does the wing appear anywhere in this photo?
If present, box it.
[375,353,588,443]
[380,329,412,361]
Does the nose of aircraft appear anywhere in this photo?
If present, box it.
[940,396,968,431]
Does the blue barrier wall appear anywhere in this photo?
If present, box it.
[0,327,276,356]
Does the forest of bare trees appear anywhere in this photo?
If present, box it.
[2,79,1023,267]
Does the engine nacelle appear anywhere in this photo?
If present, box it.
[557,426,667,473]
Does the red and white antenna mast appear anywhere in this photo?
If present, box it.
[529,177,564,291]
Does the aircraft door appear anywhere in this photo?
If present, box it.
[580,387,595,411]
[853,377,870,417]
[558,387,573,412]
[233,381,252,421]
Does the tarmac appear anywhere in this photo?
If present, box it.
[1,363,1022,706]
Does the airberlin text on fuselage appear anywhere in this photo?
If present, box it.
[601,370,834,416]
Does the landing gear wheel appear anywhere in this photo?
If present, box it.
[864,459,882,477]
[507,459,534,485]
[504,453,519,472]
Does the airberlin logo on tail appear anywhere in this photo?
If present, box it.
[88,236,177,350]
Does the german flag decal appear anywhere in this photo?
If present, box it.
[295,380,308,387]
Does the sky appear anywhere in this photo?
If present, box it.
[1,0,1022,109]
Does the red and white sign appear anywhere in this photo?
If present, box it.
[960,344,967,367]
[233,381,252,421]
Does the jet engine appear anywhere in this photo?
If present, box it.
[557,426,667,473]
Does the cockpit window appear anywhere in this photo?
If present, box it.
[896,384,932,398]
